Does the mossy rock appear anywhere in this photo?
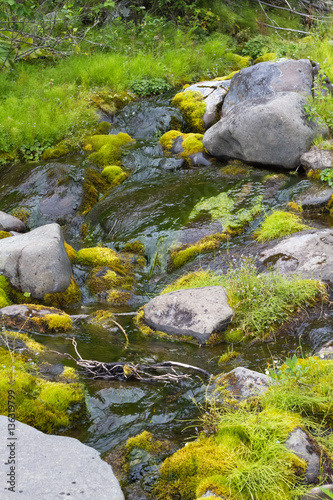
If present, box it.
[90,90,135,115]
[10,207,30,226]
[0,275,12,308]
[80,168,109,215]
[126,430,167,455]
[254,211,312,242]
[123,240,145,255]
[64,242,77,262]
[159,130,210,167]
[84,133,135,167]
[87,267,134,295]
[0,304,73,333]
[170,233,225,269]
[0,328,45,354]
[0,347,85,433]
[254,52,278,64]
[101,165,128,186]
[43,276,81,308]
[88,310,115,327]
[106,289,132,305]
[41,143,69,161]
[171,91,206,133]
[76,246,132,275]
[0,231,11,239]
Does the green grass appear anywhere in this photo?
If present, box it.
[254,211,311,242]
[162,260,326,339]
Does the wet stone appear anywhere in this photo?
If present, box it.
[295,183,333,208]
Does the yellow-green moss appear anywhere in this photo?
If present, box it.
[306,168,322,180]
[254,52,278,64]
[89,310,115,326]
[159,130,183,150]
[287,201,303,213]
[80,168,109,215]
[101,165,128,186]
[126,430,165,454]
[123,240,145,254]
[0,329,45,353]
[64,241,77,262]
[171,234,225,269]
[76,247,128,274]
[181,133,205,157]
[0,275,12,308]
[220,163,250,176]
[41,313,73,332]
[43,276,81,308]
[0,347,85,433]
[223,329,245,344]
[172,91,206,133]
[254,211,312,242]
[0,231,11,239]
[214,70,240,81]
[93,121,111,135]
[90,90,135,115]
[229,53,252,70]
[58,366,79,381]
[218,350,239,364]
[10,208,29,225]
[87,267,134,294]
[41,143,69,160]
[84,133,135,167]
[106,289,132,305]
[0,304,73,333]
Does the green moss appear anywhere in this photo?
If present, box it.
[90,90,135,115]
[181,133,205,156]
[287,201,303,213]
[84,133,135,167]
[76,247,129,275]
[40,313,73,332]
[0,275,12,308]
[223,329,245,344]
[172,90,206,133]
[159,130,184,151]
[254,53,278,64]
[0,231,11,239]
[93,121,111,135]
[229,53,252,70]
[89,310,115,326]
[87,267,134,294]
[64,241,77,262]
[123,240,145,254]
[43,276,81,308]
[171,234,225,269]
[254,211,312,242]
[41,143,69,160]
[10,207,30,225]
[218,350,239,364]
[0,329,45,353]
[80,168,109,215]
[214,70,240,81]
[220,161,251,176]
[126,430,165,454]
[106,289,132,305]
[0,347,85,433]
[101,165,128,186]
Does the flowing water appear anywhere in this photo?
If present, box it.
[1,91,332,462]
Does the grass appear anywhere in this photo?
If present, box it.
[162,260,326,339]
[254,211,312,242]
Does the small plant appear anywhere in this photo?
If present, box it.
[319,487,333,498]
[130,78,171,97]
[320,168,333,188]
[269,354,310,383]
[254,211,311,242]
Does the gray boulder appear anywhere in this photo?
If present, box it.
[222,59,313,115]
[212,367,273,402]
[0,223,71,298]
[300,147,333,173]
[0,416,124,500]
[295,183,333,209]
[258,228,333,284]
[203,92,327,170]
[144,286,233,343]
[285,427,320,483]
[302,484,333,499]
[0,211,26,233]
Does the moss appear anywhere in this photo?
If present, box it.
[306,168,322,180]
[39,313,73,332]
[84,133,135,167]
[106,289,132,305]
[223,328,245,344]
[58,366,79,381]
[80,168,109,215]
[0,304,72,333]
[214,70,239,81]
[0,347,85,433]
[126,430,165,455]
[90,90,135,115]
[101,165,128,186]
[76,247,128,274]
[220,162,251,176]
[93,121,111,135]
[287,201,303,213]
[89,310,115,326]
[87,267,134,294]
[64,242,77,262]
[0,275,12,308]
[41,143,69,160]
[0,329,45,353]
[254,211,312,242]
[123,240,145,254]
[80,222,89,238]
[10,207,30,225]
[229,53,252,70]
[0,231,11,239]
[254,52,278,64]
[218,351,239,364]
[159,130,183,151]
[172,90,206,133]
[171,234,225,269]
[43,276,81,308]
[181,133,205,157]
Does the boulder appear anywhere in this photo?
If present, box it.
[203,92,327,170]
[285,427,320,484]
[0,304,72,333]
[295,183,333,208]
[300,147,333,173]
[143,286,233,343]
[0,415,124,500]
[212,367,273,402]
[257,228,333,284]
[182,80,230,129]
[0,223,71,298]
[302,484,333,499]
[222,59,313,115]
[0,211,26,233]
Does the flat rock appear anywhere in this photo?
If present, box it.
[0,223,71,298]
[144,286,233,343]
[0,211,26,233]
[257,229,333,284]
[300,147,333,172]
[0,415,124,500]
[222,59,313,115]
[0,304,71,333]
[203,92,327,170]
[295,183,333,208]
[285,427,320,483]
[302,484,333,499]
[212,367,273,402]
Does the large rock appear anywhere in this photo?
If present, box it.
[0,416,124,500]
[0,223,71,298]
[203,92,327,169]
[212,367,273,402]
[285,427,320,484]
[0,211,26,233]
[185,80,230,129]
[144,286,233,343]
[258,228,333,284]
[222,59,313,115]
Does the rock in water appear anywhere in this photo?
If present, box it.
[0,211,26,233]
[222,59,313,115]
[212,367,273,402]
[203,92,327,170]
[0,223,71,298]
[144,286,233,343]
[0,416,124,500]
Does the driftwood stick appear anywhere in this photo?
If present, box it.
[150,361,211,378]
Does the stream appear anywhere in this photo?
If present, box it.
[1,90,332,480]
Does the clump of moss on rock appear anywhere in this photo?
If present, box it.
[171,91,206,133]
[41,142,69,161]
[126,430,166,455]
[101,165,128,186]
[0,275,12,308]
[254,211,312,242]
[0,231,11,239]
[0,304,73,333]
[10,207,30,226]
[159,130,206,164]
[76,246,130,275]
[83,133,135,167]
[43,276,81,308]
[87,267,134,295]
[170,233,226,269]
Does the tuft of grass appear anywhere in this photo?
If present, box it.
[254,211,311,242]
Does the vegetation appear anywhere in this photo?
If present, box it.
[162,260,326,340]
[254,211,312,242]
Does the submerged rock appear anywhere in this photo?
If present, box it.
[143,286,233,343]
[258,228,333,284]
[0,415,125,500]
[0,210,26,233]
[203,92,327,170]
[212,367,273,402]
[285,427,320,484]
[0,223,71,298]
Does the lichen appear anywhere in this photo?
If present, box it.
[171,90,206,133]
[41,143,69,160]
[0,231,11,239]
[43,276,81,308]
[101,165,128,186]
